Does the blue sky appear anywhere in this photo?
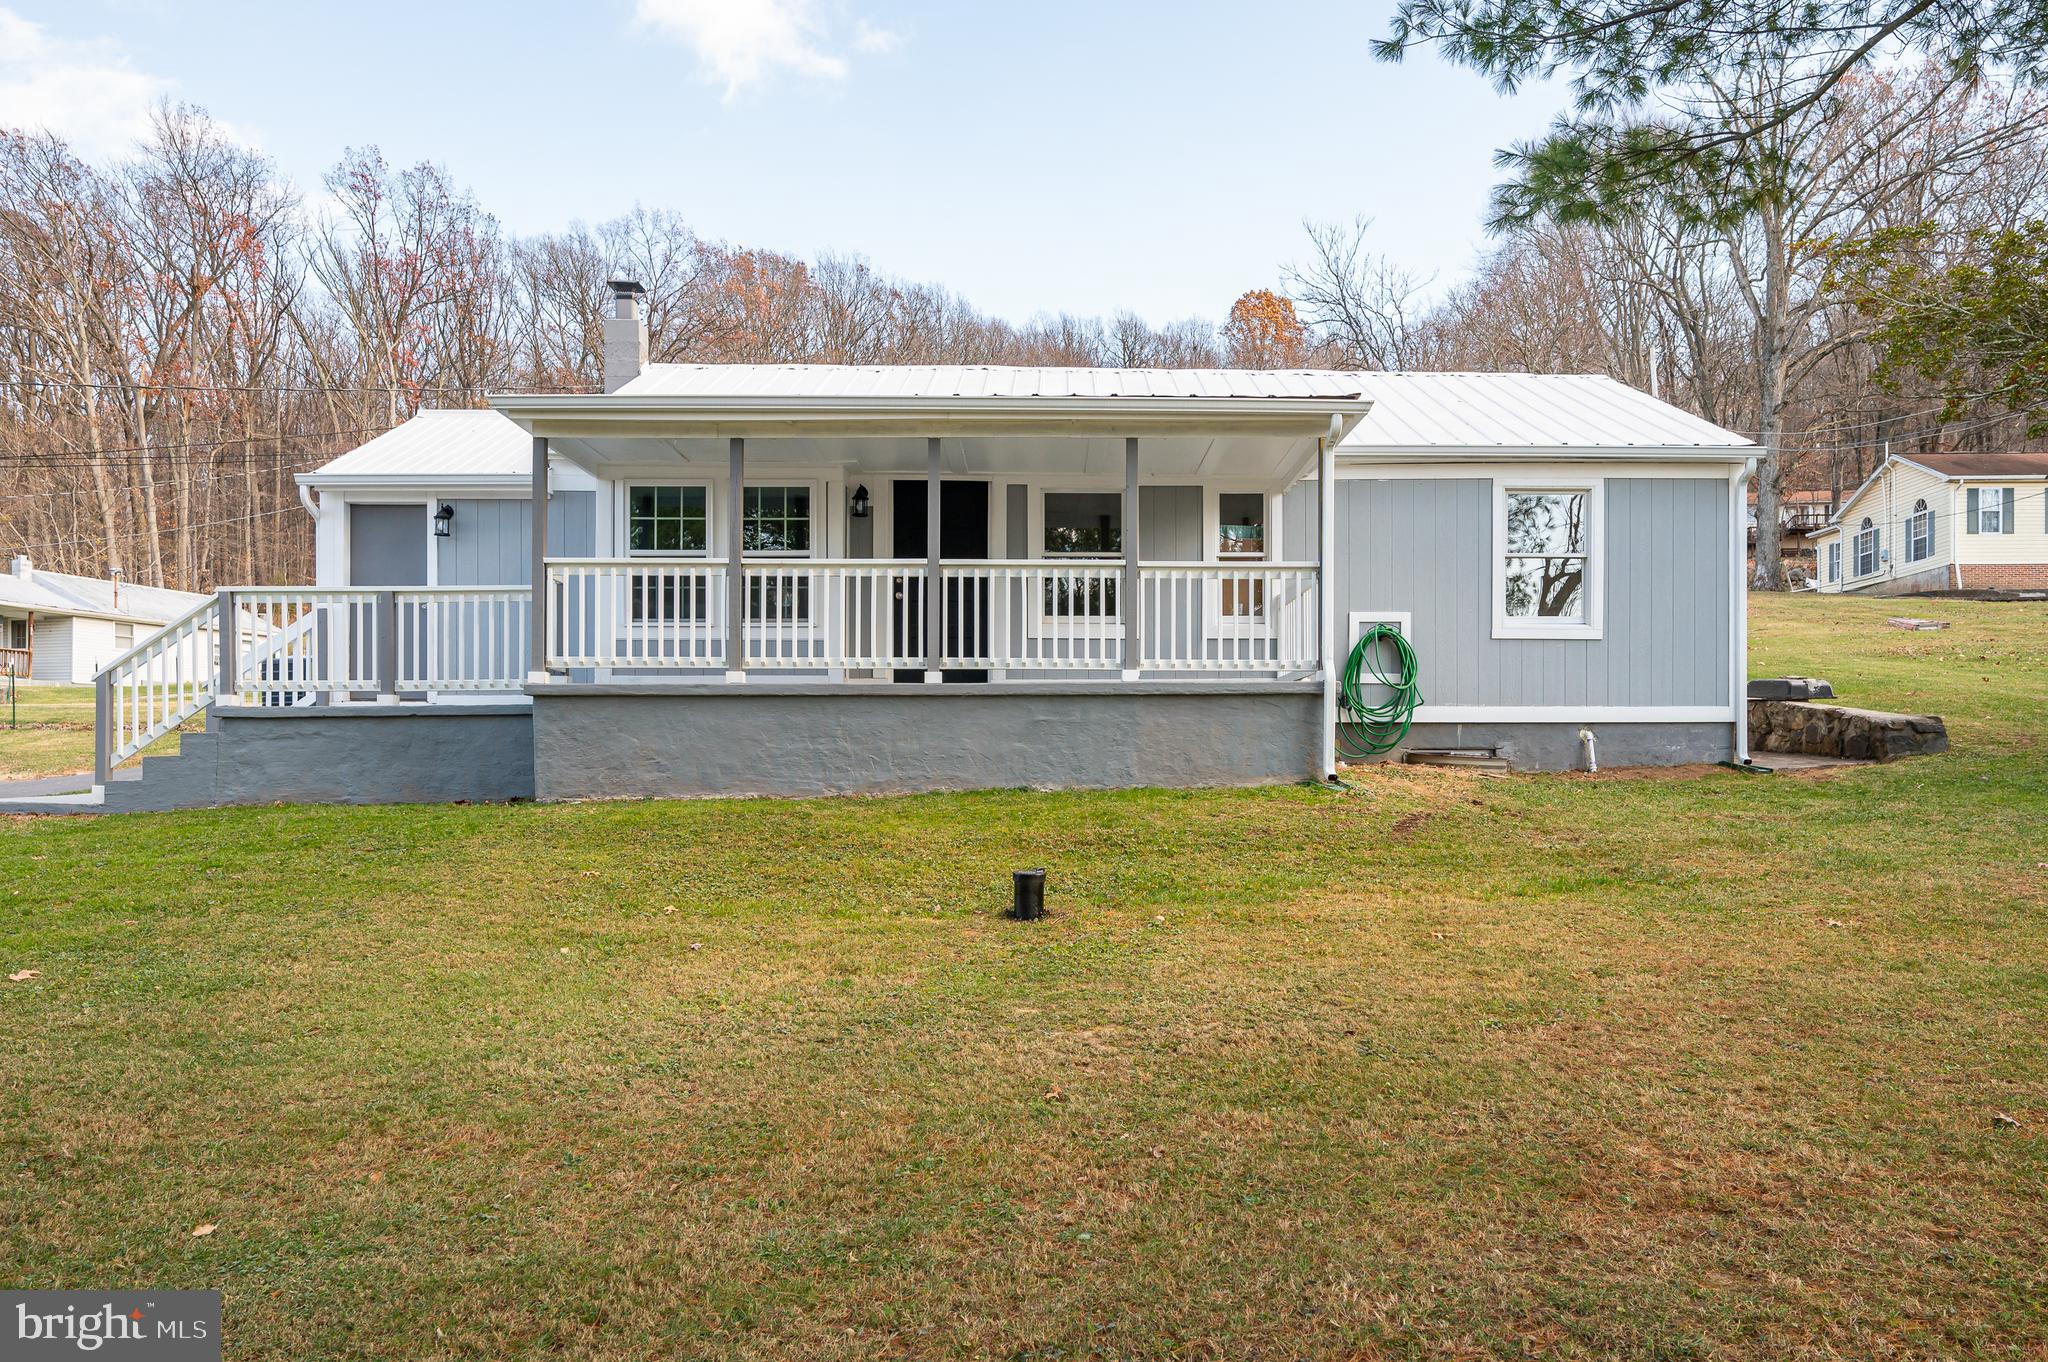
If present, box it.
[0,1,1567,326]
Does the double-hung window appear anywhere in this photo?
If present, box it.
[1907,499,1931,562]
[1974,488,2007,534]
[1216,491,1267,619]
[1042,491,1121,619]
[1826,541,1841,584]
[626,484,709,623]
[1494,481,1600,639]
[1853,517,1877,577]
[743,485,813,623]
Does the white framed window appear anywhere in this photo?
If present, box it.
[1214,490,1271,620]
[627,484,709,556]
[742,484,813,556]
[1977,489,2005,534]
[1853,517,1877,576]
[1040,490,1121,620]
[1826,541,1841,583]
[625,484,711,624]
[1907,498,1931,562]
[1493,479,1601,640]
[1042,491,1122,557]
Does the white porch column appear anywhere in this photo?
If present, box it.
[1317,433,1338,781]
[727,436,747,681]
[528,435,548,682]
[924,436,943,682]
[1122,436,1141,680]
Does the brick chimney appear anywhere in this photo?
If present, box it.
[603,280,648,394]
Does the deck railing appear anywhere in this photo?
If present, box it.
[543,559,1319,675]
[95,594,220,779]
[92,586,529,784]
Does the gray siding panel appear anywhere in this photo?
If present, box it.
[434,492,595,586]
[1005,483,1027,558]
[1139,485,1202,560]
[1282,480,1319,559]
[1330,476,1730,708]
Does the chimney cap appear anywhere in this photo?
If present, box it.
[608,279,646,298]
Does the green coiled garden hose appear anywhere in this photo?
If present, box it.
[1337,623,1422,759]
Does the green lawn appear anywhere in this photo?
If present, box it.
[0,682,183,781]
[1,596,2043,1360]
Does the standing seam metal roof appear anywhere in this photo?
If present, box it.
[613,364,1372,401]
[1337,372,1752,451]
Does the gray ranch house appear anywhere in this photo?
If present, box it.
[82,287,1755,809]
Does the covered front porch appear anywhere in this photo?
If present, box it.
[91,367,1366,795]
[529,427,1325,684]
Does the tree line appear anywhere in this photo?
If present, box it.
[3,66,2043,592]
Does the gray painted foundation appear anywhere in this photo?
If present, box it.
[1344,721,1736,772]
[531,682,1322,799]
[102,704,535,812]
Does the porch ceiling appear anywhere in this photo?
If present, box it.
[532,431,1325,486]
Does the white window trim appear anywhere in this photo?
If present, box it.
[1853,519,1877,577]
[1826,541,1841,583]
[1907,501,1931,562]
[1978,489,2005,534]
[1492,477,1603,641]
[739,480,822,560]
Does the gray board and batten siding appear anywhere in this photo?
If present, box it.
[433,491,595,586]
[1302,475,1732,710]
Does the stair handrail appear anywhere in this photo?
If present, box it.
[92,592,223,787]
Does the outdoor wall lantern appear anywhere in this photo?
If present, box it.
[432,503,456,538]
[849,484,871,519]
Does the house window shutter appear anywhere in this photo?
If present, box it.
[2003,486,2016,533]
[1927,502,1937,554]
[1966,487,1979,532]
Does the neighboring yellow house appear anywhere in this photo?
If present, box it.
[1809,452,2048,594]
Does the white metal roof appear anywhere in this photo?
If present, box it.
[0,564,209,624]
[299,409,535,485]
[1337,373,1752,455]
[615,364,1370,401]
[303,370,1752,487]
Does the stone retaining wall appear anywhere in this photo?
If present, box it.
[1747,699,1948,762]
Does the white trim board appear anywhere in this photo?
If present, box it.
[1411,705,1736,724]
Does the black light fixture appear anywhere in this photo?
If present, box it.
[432,503,456,538]
[849,484,871,519]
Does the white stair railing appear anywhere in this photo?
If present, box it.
[94,594,220,783]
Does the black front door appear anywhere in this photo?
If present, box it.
[892,479,990,682]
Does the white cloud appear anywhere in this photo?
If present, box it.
[633,0,901,100]
[852,19,902,55]
[0,7,174,159]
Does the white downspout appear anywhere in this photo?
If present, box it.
[1317,424,1338,782]
[1732,458,1756,764]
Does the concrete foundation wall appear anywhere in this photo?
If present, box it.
[103,705,534,812]
[1348,721,1735,772]
[532,684,1322,799]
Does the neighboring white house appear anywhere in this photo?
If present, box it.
[1808,452,2048,595]
[0,556,211,683]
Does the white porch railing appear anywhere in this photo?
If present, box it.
[96,594,219,776]
[542,559,1320,675]
[1136,563,1320,672]
[744,560,921,669]
[396,588,531,691]
[93,586,530,784]
[545,560,728,667]
[231,589,380,703]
